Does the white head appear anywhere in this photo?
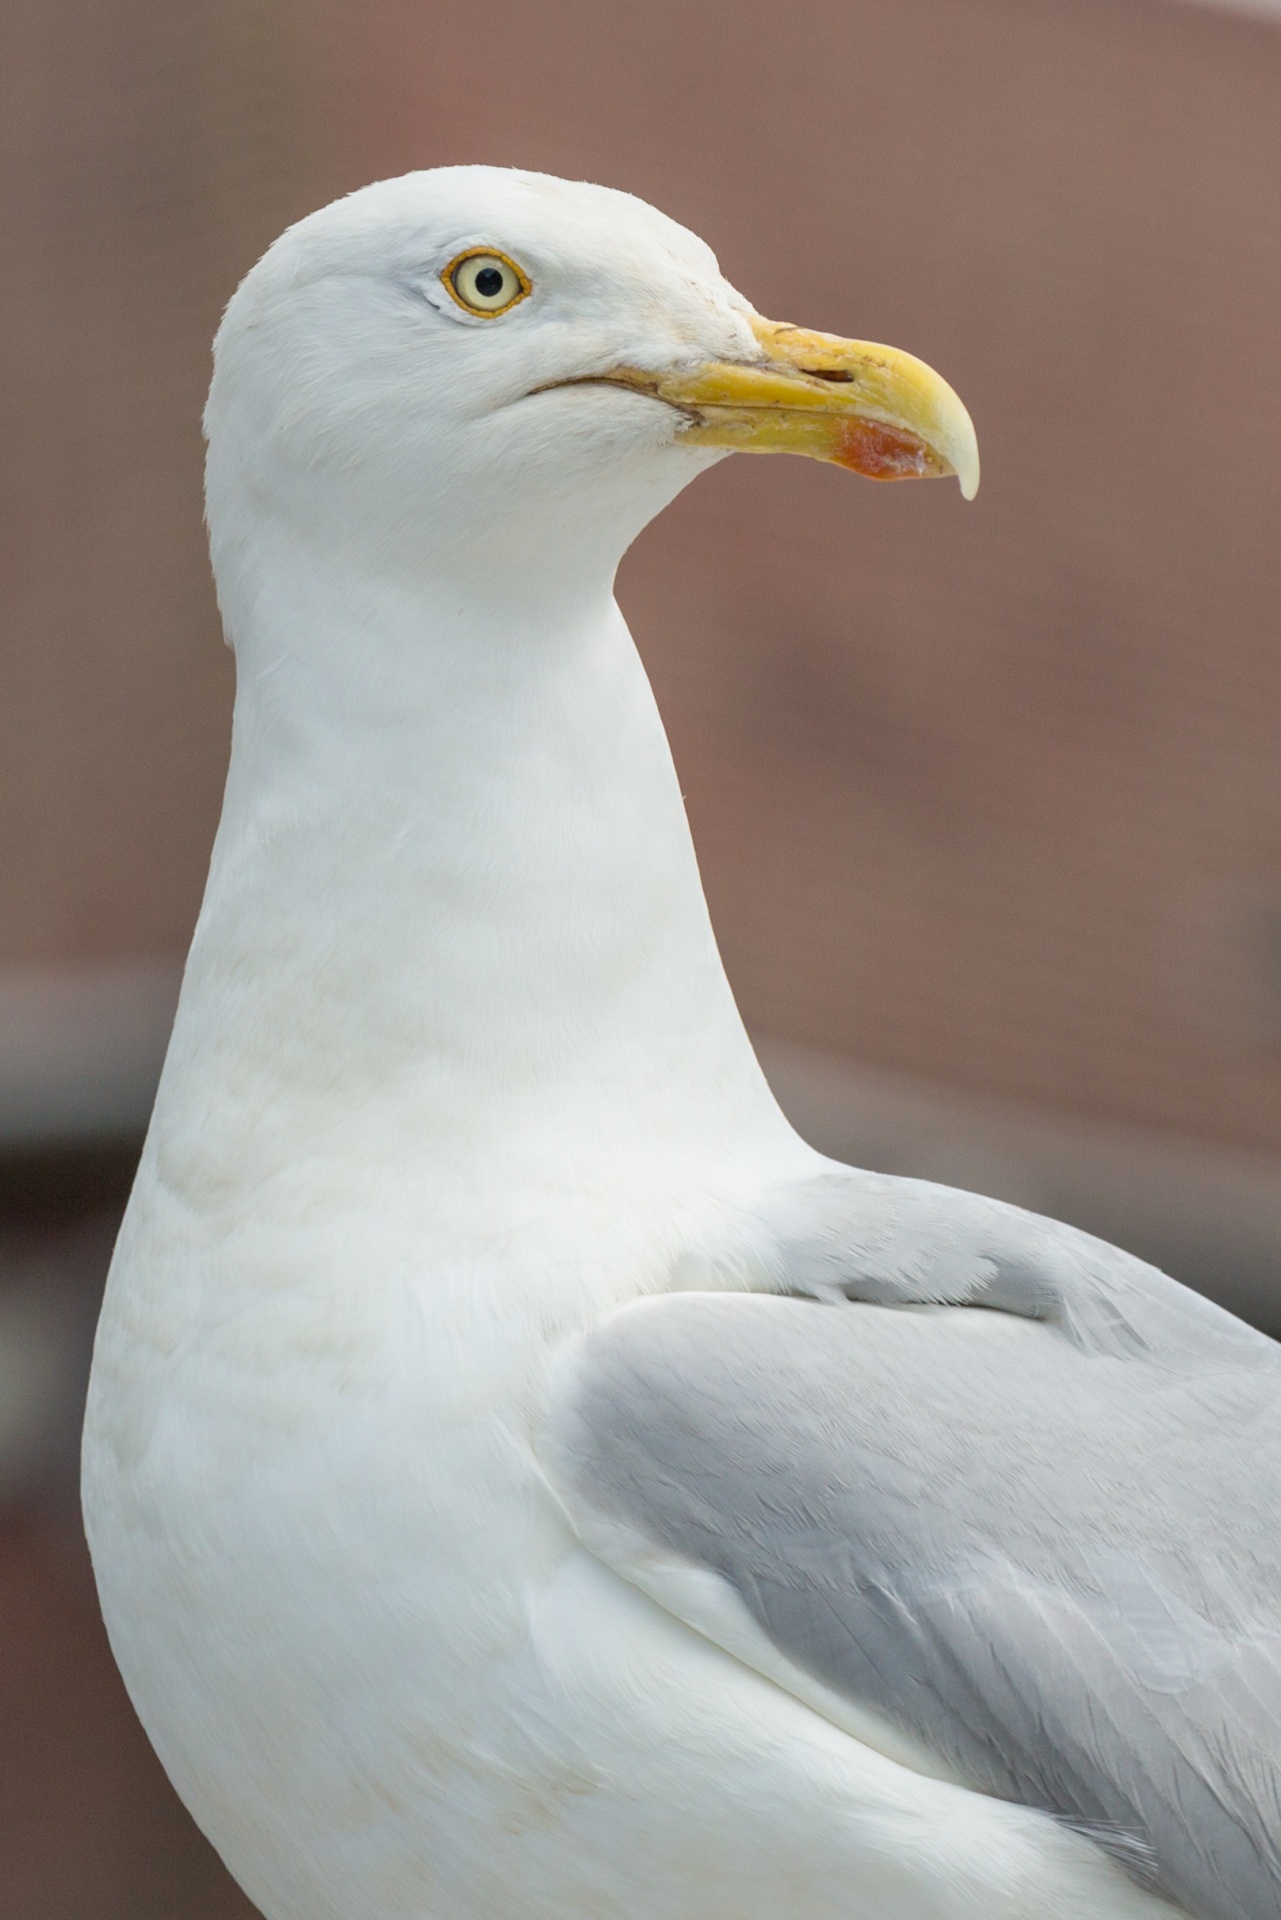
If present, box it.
[204,166,978,628]
[182,170,980,1156]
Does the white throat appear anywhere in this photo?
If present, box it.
[152,527,782,1209]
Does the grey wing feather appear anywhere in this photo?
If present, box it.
[750,1164,1268,1365]
[552,1263,1281,1920]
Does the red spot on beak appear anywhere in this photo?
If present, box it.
[833,418,943,482]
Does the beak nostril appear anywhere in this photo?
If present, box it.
[803,367,856,383]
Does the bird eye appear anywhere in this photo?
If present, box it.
[444,250,530,317]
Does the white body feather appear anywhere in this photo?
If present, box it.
[84,169,1188,1920]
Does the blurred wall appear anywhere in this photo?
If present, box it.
[3,0,1280,1161]
[0,0,311,971]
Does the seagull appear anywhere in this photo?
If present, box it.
[82,167,1280,1920]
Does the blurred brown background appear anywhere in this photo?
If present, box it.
[2,0,1279,1911]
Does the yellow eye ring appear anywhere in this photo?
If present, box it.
[442,248,531,318]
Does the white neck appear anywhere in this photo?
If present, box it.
[152,530,782,1202]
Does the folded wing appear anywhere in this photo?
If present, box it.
[545,1262,1281,1920]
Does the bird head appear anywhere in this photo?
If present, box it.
[205,167,977,600]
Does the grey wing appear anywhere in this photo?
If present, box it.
[746,1163,1271,1365]
[547,1286,1281,1920]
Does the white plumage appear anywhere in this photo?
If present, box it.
[83,168,1275,1920]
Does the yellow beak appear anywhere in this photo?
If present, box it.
[603,315,979,500]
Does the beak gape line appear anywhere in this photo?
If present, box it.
[574,314,980,500]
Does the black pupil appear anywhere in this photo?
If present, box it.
[474,265,505,299]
